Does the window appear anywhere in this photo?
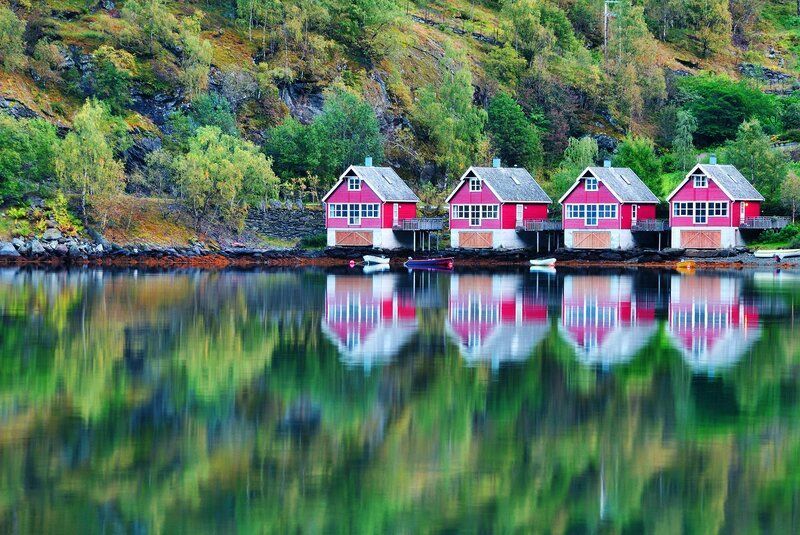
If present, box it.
[470,177,482,191]
[632,204,638,220]
[585,177,598,191]
[348,176,361,190]
[452,204,498,225]
[673,202,694,217]
[694,202,707,224]
[362,204,380,218]
[692,174,707,188]
[708,202,728,217]
[597,204,616,219]
[329,204,347,218]
[348,204,360,225]
[585,204,598,226]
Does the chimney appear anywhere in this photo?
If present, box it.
[603,159,611,168]
[492,158,501,168]
[709,153,717,165]
[364,156,373,166]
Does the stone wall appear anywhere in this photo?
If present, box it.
[246,207,325,241]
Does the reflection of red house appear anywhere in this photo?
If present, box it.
[560,275,657,367]
[321,273,418,369]
[446,274,549,367]
[668,275,760,373]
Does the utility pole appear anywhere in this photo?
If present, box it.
[603,0,619,62]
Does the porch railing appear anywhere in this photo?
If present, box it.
[517,219,562,232]
[740,216,790,230]
[631,219,670,232]
[394,217,445,231]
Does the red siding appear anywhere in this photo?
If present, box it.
[449,181,502,230]
[381,202,417,228]
[562,179,621,230]
[499,203,549,229]
[668,176,753,228]
[325,180,384,229]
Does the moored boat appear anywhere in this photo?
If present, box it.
[363,255,390,265]
[754,249,800,260]
[404,257,454,269]
[529,258,557,267]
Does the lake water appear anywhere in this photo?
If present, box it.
[1,266,800,532]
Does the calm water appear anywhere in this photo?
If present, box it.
[1,266,800,533]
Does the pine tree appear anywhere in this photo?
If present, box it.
[673,110,698,173]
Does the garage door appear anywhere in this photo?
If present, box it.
[460,231,493,249]
[681,230,721,249]
[572,231,611,249]
[335,231,373,246]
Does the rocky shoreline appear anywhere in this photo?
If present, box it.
[0,234,793,269]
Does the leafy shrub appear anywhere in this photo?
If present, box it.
[299,233,327,249]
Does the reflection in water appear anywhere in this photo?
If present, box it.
[446,274,548,367]
[668,274,761,373]
[2,267,800,532]
[322,273,417,369]
[560,274,658,368]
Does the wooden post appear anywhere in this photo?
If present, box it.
[413,231,416,252]
[658,233,661,251]
[536,232,540,252]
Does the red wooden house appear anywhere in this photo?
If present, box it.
[668,274,760,373]
[666,160,765,249]
[321,273,418,369]
[559,163,660,249]
[445,160,553,249]
[322,159,420,249]
[560,275,657,367]
[445,274,549,367]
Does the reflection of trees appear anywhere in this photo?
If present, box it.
[1,270,800,531]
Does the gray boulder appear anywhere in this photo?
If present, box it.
[42,228,63,241]
[0,242,20,257]
[67,245,82,258]
[30,240,46,255]
[12,238,25,249]
[54,244,69,255]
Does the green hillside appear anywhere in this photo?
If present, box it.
[2,0,800,242]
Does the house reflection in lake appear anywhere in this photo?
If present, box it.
[446,274,550,368]
[668,274,760,374]
[560,274,658,368]
[321,273,418,370]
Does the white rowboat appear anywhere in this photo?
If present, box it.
[363,255,390,265]
[363,263,390,274]
[754,249,800,260]
[529,258,557,267]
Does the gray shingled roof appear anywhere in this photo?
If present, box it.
[469,167,552,203]
[585,167,660,203]
[698,164,764,201]
[350,166,419,202]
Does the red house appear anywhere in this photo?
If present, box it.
[666,160,764,249]
[560,275,657,367]
[559,164,660,249]
[446,274,549,367]
[445,160,553,249]
[321,159,420,249]
[321,273,418,369]
[668,275,760,373]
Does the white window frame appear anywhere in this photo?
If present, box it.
[631,204,638,222]
[469,177,482,192]
[348,204,360,225]
[452,204,499,226]
[585,177,598,191]
[692,174,708,188]
[585,204,598,226]
[347,176,361,191]
[694,202,707,224]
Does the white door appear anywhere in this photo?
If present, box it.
[740,202,746,224]
[393,203,399,226]
[631,204,638,224]
[516,204,524,226]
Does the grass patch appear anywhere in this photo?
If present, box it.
[102,195,200,245]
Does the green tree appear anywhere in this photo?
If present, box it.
[179,15,213,98]
[55,100,129,226]
[549,136,598,199]
[673,110,698,173]
[487,93,543,171]
[120,0,178,53]
[615,134,663,196]
[92,46,136,114]
[414,47,487,185]
[782,170,800,222]
[678,74,778,146]
[725,120,788,205]
[685,0,730,57]
[327,0,401,59]
[0,6,25,71]
[187,93,239,136]
[485,44,526,88]
[174,126,278,230]
[0,116,60,200]
[264,117,320,182]
[310,88,384,182]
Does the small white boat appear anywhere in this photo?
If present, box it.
[363,255,390,265]
[529,266,556,275]
[529,258,557,267]
[363,263,390,274]
[754,249,800,260]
